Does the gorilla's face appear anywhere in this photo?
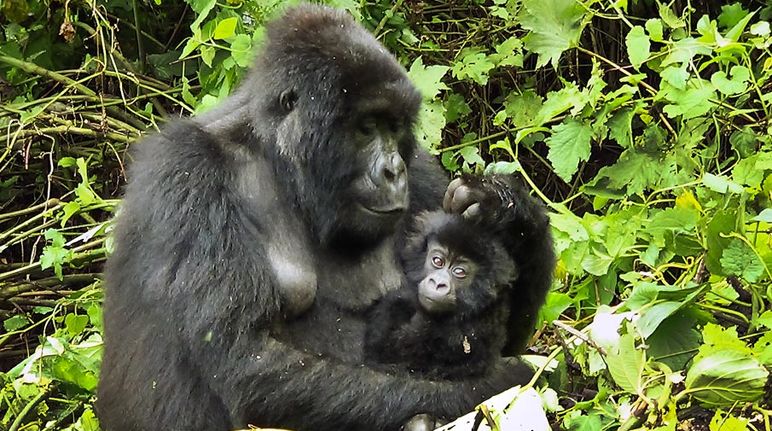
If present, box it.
[252,7,421,247]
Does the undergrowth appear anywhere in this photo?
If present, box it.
[1,0,770,430]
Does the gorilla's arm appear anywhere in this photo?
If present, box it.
[444,175,554,355]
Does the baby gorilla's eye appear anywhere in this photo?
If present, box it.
[431,256,445,268]
[452,266,467,279]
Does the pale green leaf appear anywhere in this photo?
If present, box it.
[545,119,593,182]
[660,66,688,90]
[720,239,764,282]
[450,48,495,85]
[753,209,772,223]
[685,350,768,407]
[662,85,716,119]
[703,173,744,194]
[709,410,750,431]
[645,18,664,41]
[213,17,238,40]
[520,0,586,69]
[606,333,644,393]
[625,26,650,69]
[408,57,449,100]
[230,34,252,67]
[414,101,446,152]
[710,66,750,95]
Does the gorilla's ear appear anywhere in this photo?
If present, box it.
[279,89,297,114]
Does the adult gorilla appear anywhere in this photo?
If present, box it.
[97,4,553,431]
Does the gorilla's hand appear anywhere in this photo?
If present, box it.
[442,175,518,226]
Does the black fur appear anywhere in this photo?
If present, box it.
[365,211,517,379]
[97,4,553,431]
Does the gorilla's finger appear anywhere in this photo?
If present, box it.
[443,177,465,212]
[461,202,481,220]
[402,413,436,431]
[449,185,474,214]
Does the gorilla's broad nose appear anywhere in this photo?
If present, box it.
[376,152,407,193]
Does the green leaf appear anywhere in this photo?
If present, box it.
[718,3,749,29]
[660,66,688,90]
[658,1,685,28]
[625,26,650,69]
[710,66,750,96]
[520,0,586,69]
[4,314,31,331]
[661,38,712,67]
[490,36,524,67]
[414,101,446,151]
[450,48,495,85]
[213,17,238,40]
[753,209,772,223]
[720,239,764,282]
[230,34,253,68]
[662,84,716,119]
[606,333,645,393]
[685,350,768,407]
[607,109,634,148]
[645,18,664,41]
[459,146,485,168]
[444,93,471,123]
[65,313,89,337]
[591,151,660,196]
[709,410,749,431]
[647,313,701,370]
[200,45,215,67]
[408,57,449,100]
[545,119,593,182]
[703,173,744,194]
[535,84,585,124]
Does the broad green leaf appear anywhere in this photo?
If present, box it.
[545,119,593,182]
[685,350,768,407]
[444,93,471,123]
[709,410,749,431]
[703,173,744,194]
[717,3,749,29]
[705,210,737,275]
[550,212,589,242]
[647,313,701,370]
[720,239,764,282]
[661,38,711,67]
[414,101,446,152]
[636,301,682,339]
[408,57,449,100]
[645,18,664,41]
[660,66,688,90]
[65,313,89,337]
[662,84,716,119]
[189,0,216,32]
[607,109,634,148]
[520,0,586,69]
[582,251,613,276]
[450,48,495,85]
[459,146,485,168]
[753,332,772,366]
[538,292,572,325]
[591,151,660,196]
[535,83,585,124]
[606,333,645,393]
[490,36,524,67]
[700,324,753,357]
[503,90,543,128]
[710,66,750,96]
[4,315,31,331]
[625,26,650,69]
[213,17,238,40]
[753,209,772,223]
[230,34,253,67]
[658,2,685,28]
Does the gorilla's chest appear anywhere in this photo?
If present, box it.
[278,245,403,364]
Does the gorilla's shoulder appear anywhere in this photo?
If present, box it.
[131,119,227,169]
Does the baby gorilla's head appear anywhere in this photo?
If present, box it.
[403,211,519,316]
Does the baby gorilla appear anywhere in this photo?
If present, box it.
[365,210,519,380]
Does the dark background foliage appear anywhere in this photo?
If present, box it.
[1,0,770,429]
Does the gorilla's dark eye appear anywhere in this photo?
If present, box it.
[431,256,445,268]
[279,90,297,113]
[359,117,377,135]
[452,266,467,279]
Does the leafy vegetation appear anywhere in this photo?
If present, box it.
[1,0,770,430]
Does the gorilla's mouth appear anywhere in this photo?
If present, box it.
[359,204,406,216]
